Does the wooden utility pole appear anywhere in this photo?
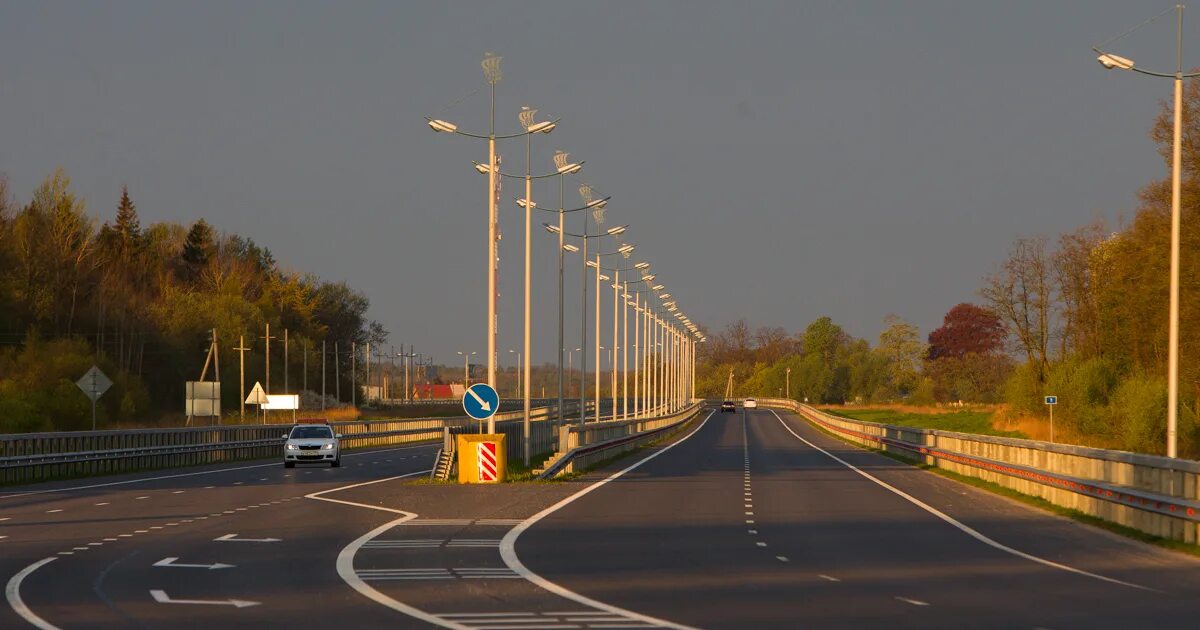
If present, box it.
[321,340,327,411]
[234,335,251,421]
[335,341,340,403]
[260,323,276,395]
[283,328,289,395]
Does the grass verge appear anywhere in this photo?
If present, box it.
[826,407,1025,439]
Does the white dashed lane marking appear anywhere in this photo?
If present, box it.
[819,574,841,582]
[45,509,62,514]
[896,596,930,607]
[135,496,149,500]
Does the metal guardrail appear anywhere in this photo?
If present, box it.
[756,399,1200,525]
[0,405,560,486]
[535,403,705,479]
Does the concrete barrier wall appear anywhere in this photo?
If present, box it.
[756,398,1200,544]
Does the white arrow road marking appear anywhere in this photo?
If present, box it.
[465,387,492,412]
[150,590,259,608]
[214,533,280,543]
[154,557,235,570]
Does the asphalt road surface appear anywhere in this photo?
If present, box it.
[4,408,1200,629]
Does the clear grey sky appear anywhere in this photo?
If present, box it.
[0,1,1181,365]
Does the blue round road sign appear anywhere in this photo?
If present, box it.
[463,383,500,420]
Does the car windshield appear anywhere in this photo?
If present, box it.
[290,426,333,439]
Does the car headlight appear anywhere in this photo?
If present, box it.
[286,444,298,450]
[322,443,334,450]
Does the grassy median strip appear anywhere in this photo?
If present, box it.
[801,412,1200,558]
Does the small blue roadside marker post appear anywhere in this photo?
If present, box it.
[1044,395,1057,443]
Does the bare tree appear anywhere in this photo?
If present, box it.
[981,236,1054,382]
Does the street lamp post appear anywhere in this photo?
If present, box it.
[786,367,791,399]
[1095,6,1200,457]
[457,350,476,388]
[426,53,561,435]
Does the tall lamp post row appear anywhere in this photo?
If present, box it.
[427,53,705,463]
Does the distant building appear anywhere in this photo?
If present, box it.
[413,383,457,400]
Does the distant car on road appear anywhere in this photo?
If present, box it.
[720,401,736,412]
[743,398,757,409]
[283,423,341,468]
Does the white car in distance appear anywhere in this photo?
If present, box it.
[743,398,757,409]
[283,424,342,468]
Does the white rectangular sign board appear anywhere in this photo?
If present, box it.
[262,394,299,410]
[185,381,221,416]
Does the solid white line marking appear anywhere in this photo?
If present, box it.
[154,557,235,570]
[769,409,1154,591]
[6,557,59,629]
[819,574,841,582]
[321,471,465,628]
[895,596,930,607]
[500,411,714,630]
[150,589,258,608]
[214,533,280,543]
[0,444,435,500]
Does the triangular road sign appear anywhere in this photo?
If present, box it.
[245,381,269,405]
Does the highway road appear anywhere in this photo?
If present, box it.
[3,408,1200,628]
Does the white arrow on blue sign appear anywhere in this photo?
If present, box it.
[463,383,500,421]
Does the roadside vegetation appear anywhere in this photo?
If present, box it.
[699,83,1200,459]
[0,170,383,432]
[823,406,1024,439]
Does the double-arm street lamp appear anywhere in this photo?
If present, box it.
[456,350,476,389]
[426,53,561,435]
[534,159,606,430]
[546,219,628,425]
[1095,6,1200,458]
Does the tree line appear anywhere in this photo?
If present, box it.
[0,169,384,432]
[699,81,1200,458]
